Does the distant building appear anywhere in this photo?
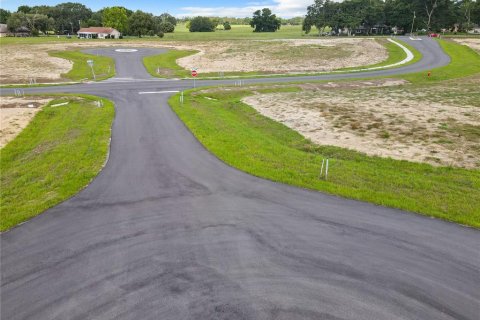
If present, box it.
[0,24,8,37]
[77,27,121,39]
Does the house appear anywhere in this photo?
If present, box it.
[77,27,121,39]
[0,24,8,37]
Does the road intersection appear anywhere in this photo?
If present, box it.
[1,37,479,320]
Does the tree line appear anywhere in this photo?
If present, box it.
[0,3,177,37]
[303,0,480,36]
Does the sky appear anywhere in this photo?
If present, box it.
[0,0,314,18]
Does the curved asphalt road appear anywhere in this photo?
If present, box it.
[1,37,479,320]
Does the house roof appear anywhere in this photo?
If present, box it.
[78,27,119,34]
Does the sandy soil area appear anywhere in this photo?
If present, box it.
[0,38,386,83]
[452,38,480,52]
[0,97,52,147]
[242,78,480,168]
[0,45,73,83]
[176,39,387,73]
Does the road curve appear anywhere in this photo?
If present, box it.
[1,37,479,320]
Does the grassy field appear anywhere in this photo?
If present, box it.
[168,39,480,227]
[49,50,115,81]
[0,25,315,45]
[0,95,114,231]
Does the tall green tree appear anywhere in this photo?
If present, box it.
[250,8,281,32]
[50,2,92,34]
[102,7,128,33]
[128,10,154,37]
[159,13,177,26]
[0,8,11,23]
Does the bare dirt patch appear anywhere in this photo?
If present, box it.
[176,39,387,73]
[0,97,52,147]
[452,38,480,53]
[0,38,387,83]
[242,76,480,168]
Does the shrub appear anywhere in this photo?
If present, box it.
[223,22,231,30]
[157,32,164,38]
[189,16,216,32]
[158,21,175,33]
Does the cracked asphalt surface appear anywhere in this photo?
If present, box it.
[1,37,479,320]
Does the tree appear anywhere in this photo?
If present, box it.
[6,12,26,32]
[159,12,177,26]
[223,21,232,30]
[85,11,103,27]
[50,2,92,34]
[157,21,175,33]
[250,8,281,32]
[102,7,128,33]
[424,0,439,31]
[128,10,154,37]
[0,9,11,24]
[17,6,32,14]
[189,16,216,32]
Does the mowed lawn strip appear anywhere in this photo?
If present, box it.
[0,95,114,231]
[49,50,115,81]
[169,85,480,227]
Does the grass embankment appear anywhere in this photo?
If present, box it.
[401,39,480,83]
[49,50,115,81]
[0,95,114,231]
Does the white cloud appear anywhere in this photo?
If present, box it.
[177,0,315,18]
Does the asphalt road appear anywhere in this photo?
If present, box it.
[1,37,479,320]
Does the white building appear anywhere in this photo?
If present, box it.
[77,27,121,39]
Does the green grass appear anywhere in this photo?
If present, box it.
[338,39,422,71]
[49,50,115,81]
[169,88,480,228]
[0,95,114,231]
[400,39,480,83]
[0,25,312,45]
[143,49,197,78]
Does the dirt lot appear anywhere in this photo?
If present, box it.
[0,38,386,83]
[175,39,386,73]
[452,38,480,53]
[0,97,52,147]
[242,76,480,168]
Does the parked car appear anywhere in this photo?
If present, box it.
[428,33,439,37]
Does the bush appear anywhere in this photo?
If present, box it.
[223,22,231,30]
[157,32,164,38]
[189,16,216,32]
[158,21,175,33]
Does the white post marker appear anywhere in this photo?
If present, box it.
[325,159,329,180]
[320,159,325,177]
[87,59,96,80]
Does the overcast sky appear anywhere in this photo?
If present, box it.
[0,0,316,18]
